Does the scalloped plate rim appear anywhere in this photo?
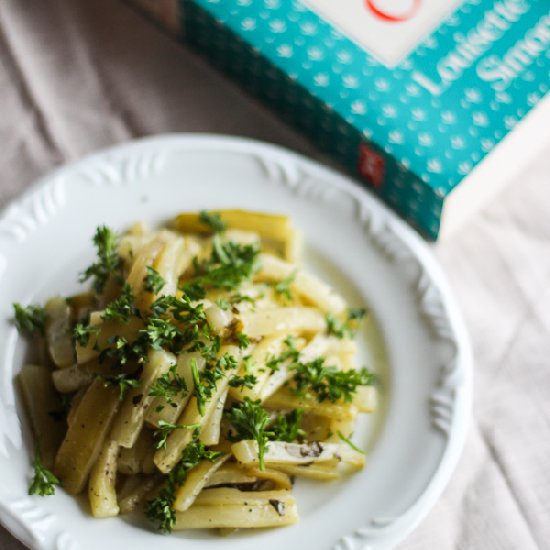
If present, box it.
[0,133,472,550]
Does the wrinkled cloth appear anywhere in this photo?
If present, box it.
[1,1,549,549]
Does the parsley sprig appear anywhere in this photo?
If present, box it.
[270,409,306,442]
[225,398,306,470]
[274,271,296,301]
[100,373,140,400]
[101,283,138,323]
[29,451,61,496]
[225,397,271,470]
[73,321,99,347]
[198,210,227,233]
[192,352,237,416]
[97,293,213,368]
[144,266,165,294]
[182,235,260,296]
[153,420,200,450]
[228,355,258,390]
[289,358,375,403]
[12,304,46,337]
[337,431,365,454]
[149,363,187,407]
[79,226,123,294]
[98,335,140,369]
[266,336,300,372]
[144,440,224,532]
[228,373,257,390]
[326,308,368,339]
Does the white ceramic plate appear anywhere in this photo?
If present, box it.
[0,135,471,550]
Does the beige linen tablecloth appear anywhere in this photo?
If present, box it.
[1,1,549,548]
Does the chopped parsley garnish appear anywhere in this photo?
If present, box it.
[143,318,181,352]
[149,295,210,345]
[153,420,200,450]
[198,210,227,233]
[236,332,250,350]
[29,451,61,496]
[225,397,271,470]
[144,439,224,533]
[325,313,348,339]
[326,308,368,339]
[225,399,307,470]
[274,271,296,301]
[215,298,231,310]
[12,303,46,337]
[337,431,365,454]
[181,281,206,301]
[98,335,137,368]
[100,373,140,400]
[230,292,263,305]
[192,352,237,416]
[101,283,137,323]
[149,363,187,405]
[79,226,123,294]
[143,266,165,294]
[270,408,306,442]
[98,296,208,367]
[288,358,375,403]
[182,235,260,295]
[228,373,258,390]
[266,336,300,372]
[347,308,367,321]
[216,293,262,311]
[228,355,258,390]
[190,359,206,416]
[73,321,99,347]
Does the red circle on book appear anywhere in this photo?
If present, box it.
[365,0,421,22]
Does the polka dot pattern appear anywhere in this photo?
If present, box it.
[184,0,549,239]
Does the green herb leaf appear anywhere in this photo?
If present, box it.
[269,409,306,443]
[148,295,210,353]
[274,271,296,301]
[149,363,187,405]
[143,317,181,352]
[29,451,61,496]
[182,282,207,301]
[236,332,250,350]
[79,226,123,294]
[347,308,367,321]
[228,373,258,390]
[192,352,236,416]
[198,210,227,233]
[325,313,348,339]
[229,292,263,305]
[185,235,260,292]
[100,373,140,400]
[73,321,99,347]
[144,439,224,532]
[12,303,46,338]
[143,266,166,294]
[101,283,137,323]
[99,335,133,368]
[225,397,270,470]
[326,308,368,339]
[337,431,365,454]
[154,420,201,450]
[289,359,375,403]
[190,358,206,417]
[228,354,258,390]
[215,298,231,310]
[266,336,300,372]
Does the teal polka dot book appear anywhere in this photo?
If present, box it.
[130,0,550,240]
